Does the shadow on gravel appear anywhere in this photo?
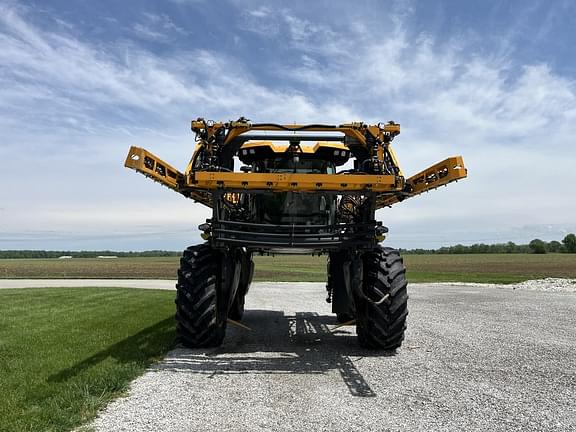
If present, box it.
[157,310,396,397]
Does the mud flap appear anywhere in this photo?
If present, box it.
[330,252,358,316]
[218,250,242,320]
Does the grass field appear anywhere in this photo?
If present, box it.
[403,253,576,283]
[0,288,175,432]
[1,253,575,283]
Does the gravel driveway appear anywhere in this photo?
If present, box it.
[82,282,576,432]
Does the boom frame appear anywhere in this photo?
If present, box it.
[124,118,467,209]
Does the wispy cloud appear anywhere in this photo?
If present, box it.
[278,17,576,142]
[0,6,200,132]
[168,0,207,4]
[132,12,188,42]
[0,3,355,143]
[247,6,272,18]
[262,5,576,246]
[238,7,340,53]
[0,2,356,249]
[0,1,575,249]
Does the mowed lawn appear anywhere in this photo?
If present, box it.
[1,253,575,283]
[0,288,175,432]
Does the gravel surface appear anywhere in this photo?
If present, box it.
[432,278,576,293]
[85,282,576,432]
[3,278,576,293]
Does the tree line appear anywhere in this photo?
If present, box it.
[402,233,576,255]
[0,250,181,259]
[527,233,576,254]
[1,234,574,258]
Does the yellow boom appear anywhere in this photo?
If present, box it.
[124,119,467,210]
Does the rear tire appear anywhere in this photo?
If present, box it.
[175,243,226,348]
[355,247,408,350]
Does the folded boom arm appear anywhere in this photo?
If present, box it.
[125,147,466,210]
[124,118,466,209]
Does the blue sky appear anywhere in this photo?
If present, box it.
[1,0,575,250]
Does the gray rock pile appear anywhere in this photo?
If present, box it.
[510,278,576,293]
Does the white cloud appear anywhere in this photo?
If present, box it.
[0,4,358,249]
[0,4,356,138]
[132,23,169,42]
[168,0,207,4]
[239,7,342,54]
[132,12,188,42]
[248,6,272,18]
[1,2,575,249]
[0,8,202,114]
[271,8,576,246]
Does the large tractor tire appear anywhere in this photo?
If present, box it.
[175,243,226,348]
[228,251,254,321]
[355,246,408,350]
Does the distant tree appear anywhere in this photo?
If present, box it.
[476,244,485,253]
[562,233,576,253]
[529,239,547,254]
[547,240,563,253]
[452,244,467,254]
[505,241,517,253]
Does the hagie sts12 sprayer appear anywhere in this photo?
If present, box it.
[125,118,467,350]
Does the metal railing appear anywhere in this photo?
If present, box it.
[211,219,380,249]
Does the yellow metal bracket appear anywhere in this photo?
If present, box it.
[124,146,212,207]
[188,172,402,193]
[376,156,467,208]
[124,146,183,190]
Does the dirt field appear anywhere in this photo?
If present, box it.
[1,254,575,283]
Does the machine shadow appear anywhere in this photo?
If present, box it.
[48,316,175,383]
[158,310,397,397]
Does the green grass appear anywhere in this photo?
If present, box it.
[0,288,175,432]
[0,253,575,283]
